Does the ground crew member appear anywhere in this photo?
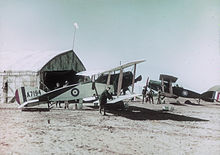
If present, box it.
[64,101,69,109]
[99,87,113,115]
[55,82,61,108]
[157,90,162,104]
[149,89,154,104]
[63,81,69,109]
[142,86,147,103]
[3,81,8,103]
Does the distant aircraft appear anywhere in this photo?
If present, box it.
[147,74,217,103]
[15,60,145,109]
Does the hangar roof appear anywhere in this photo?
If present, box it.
[0,49,86,73]
[208,85,220,92]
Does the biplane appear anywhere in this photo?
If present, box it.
[147,74,217,103]
[15,60,145,109]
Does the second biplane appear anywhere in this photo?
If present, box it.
[148,74,217,103]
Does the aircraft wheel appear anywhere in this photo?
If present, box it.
[105,101,125,111]
[185,100,191,104]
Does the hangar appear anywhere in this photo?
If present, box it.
[208,85,220,102]
[0,50,86,103]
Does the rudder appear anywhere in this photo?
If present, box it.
[15,87,45,105]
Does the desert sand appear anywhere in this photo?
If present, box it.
[0,98,220,155]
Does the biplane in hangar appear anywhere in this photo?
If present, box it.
[15,60,145,109]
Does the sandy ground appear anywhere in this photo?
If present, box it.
[0,98,220,155]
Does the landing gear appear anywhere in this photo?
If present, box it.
[105,101,126,111]
[185,100,191,104]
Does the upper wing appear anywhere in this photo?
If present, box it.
[101,60,145,74]
[76,60,145,76]
[75,69,105,77]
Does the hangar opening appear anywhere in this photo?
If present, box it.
[39,50,86,91]
[43,70,84,90]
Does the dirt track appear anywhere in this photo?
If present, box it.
[0,99,220,154]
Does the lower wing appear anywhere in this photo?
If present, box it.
[107,94,141,104]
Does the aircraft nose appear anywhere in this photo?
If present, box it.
[135,75,142,82]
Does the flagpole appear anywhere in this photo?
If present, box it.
[72,22,79,51]
[72,28,76,50]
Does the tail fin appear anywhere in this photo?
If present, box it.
[200,91,216,102]
[15,87,45,105]
[215,92,220,102]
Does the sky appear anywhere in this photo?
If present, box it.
[0,0,220,93]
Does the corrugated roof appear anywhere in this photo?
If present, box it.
[0,50,72,72]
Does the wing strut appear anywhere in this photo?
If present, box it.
[161,77,165,92]
[131,64,137,93]
[91,75,99,97]
[117,68,123,97]
[169,80,173,94]
[107,72,111,86]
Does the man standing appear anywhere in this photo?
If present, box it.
[63,81,69,109]
[3,81,8,103]
[99,87,113,115]
[148,89,154,104]
[142,86,147,103]
[55,82,61,108]
[157,90,162,104]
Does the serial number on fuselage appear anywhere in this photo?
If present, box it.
[26,90,41,98]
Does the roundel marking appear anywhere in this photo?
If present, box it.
[71,88,79,97]
[182,90,188,97]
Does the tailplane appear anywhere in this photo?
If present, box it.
[200,91,216,102]
[15,87,45,105]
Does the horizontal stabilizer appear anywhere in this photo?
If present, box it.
[18,99,40,108]
[160,92,178,99]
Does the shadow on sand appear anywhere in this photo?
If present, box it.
[213,104,220,106]
[21,108,50,112]
[169,102,186,106]
[105,106,208,121]
[184,102,204,106]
